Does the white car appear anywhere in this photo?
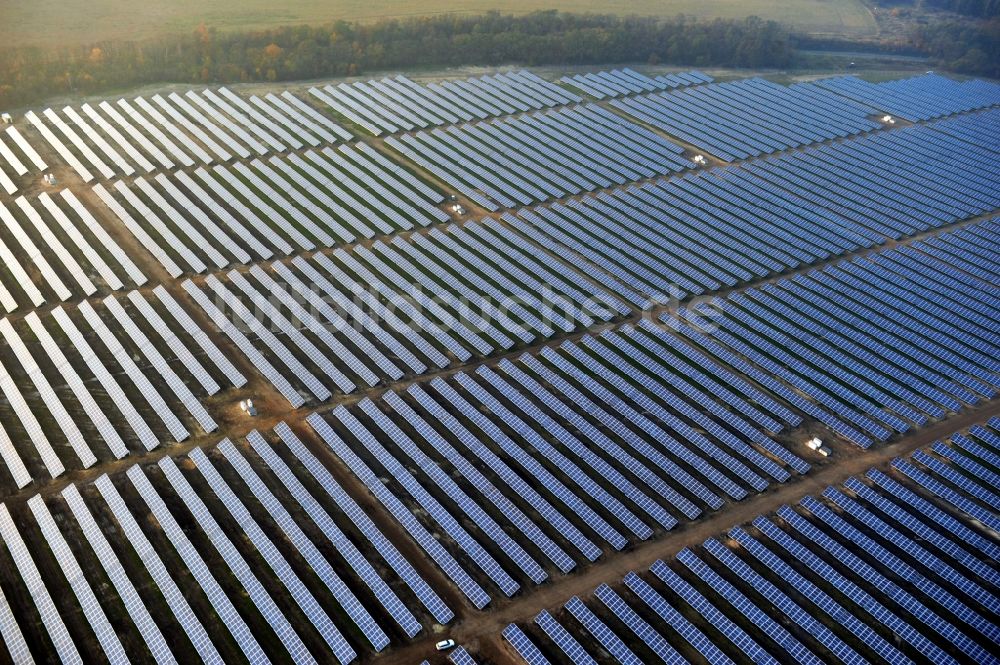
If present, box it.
[435,639,456,651]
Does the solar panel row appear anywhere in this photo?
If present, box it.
[268,423,453,624]
[612,77,878,161]
[301,324,807,603]
[60,483,175,664]
[181,220,628,405]
[233,435,423,640]
[0,191,144,310]
[0,127,41,195]
[560,68,711,99]
[0,415,476,664]
[448,646,479,665]
[25,110,94,182]
[0,68,996,665]
[926,106,1000,152]
[4,126,46,171]
[21,88,352,180]
[27,495,129,664]
[655,221,999,448]
[310,70,580,135]
[0,503,81,664]
[386,104,689,210]
[96,143,446,276]
[815,72,1000,121]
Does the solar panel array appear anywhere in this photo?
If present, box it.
[5,125,46,169]
[310,70,580,135]
[24,110,95,182]
[927,106,1000,151]
[816,72,1000,121]
[266,423,453,625]
[508,113,999,307]
[0,67,998,665]
[657,218,1000,448]
[95,143,446,276]
[303,327,806,605]
[60,483,174,664]
[560,68,711,99]
[0,191,144,311]
[0,127,46,195]
[503,624,550,665]
[0,503,81,664]
[386,104,690,210]
[21,88,353,181]
[448,646,479,665]
[504,417,1000,665]
[0,420,466,663]
[612,77,881,161]
[181,221,630,404]
[0,288,238,491]
[909,216,1000,284]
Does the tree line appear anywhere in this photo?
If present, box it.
[2,9,995,111]
[0,12,793,109]
[912,18,1000,75]
[872,0,1000,17]
[923,0,1000,16]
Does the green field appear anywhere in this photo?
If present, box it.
[0,0,878,49]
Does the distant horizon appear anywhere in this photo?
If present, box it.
[0,0,878,49]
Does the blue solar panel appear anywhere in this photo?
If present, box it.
[676,548,819,664]
[650,559,777,665]
[844,476,999,586]
[702,538,863,664]
[236,434,422,639]
[565,596,642,665]
[381,391,574,574]
[534,610,595,665]
[826,485,999,607]
[432,376,628,551]
[334,405,519,597]
[477,365,675,531]
[625,572,733,664]
[503,624,550,665]
[455,371,653,541]
[593,584,686,664]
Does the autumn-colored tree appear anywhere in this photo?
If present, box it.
[194,23,211,46]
